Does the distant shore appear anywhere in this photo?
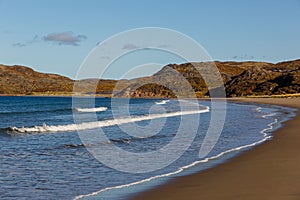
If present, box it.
[1,92,300,99]
[131,97,300,200]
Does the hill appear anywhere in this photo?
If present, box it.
[0,59,299,97]
[114,59,300,98]
[0,64,74,95]
[0,64,116,96]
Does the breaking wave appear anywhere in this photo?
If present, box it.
[9,107,209,133]
[75,107,108,112]
[155,100,170,105]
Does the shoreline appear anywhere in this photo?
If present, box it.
[131,98,300,200]
[0,92,300,98]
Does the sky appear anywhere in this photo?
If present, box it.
[0,0,300,79]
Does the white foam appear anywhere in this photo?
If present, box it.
[262,112,276,118]
[254,106,277,119]
[255,106,262,112]
[74,107,279,200]
[11,107,210,133]
[155,100,170,105]
[75,107,108,113]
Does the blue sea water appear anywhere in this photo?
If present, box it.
[0,96,295,200]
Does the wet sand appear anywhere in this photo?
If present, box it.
[132,98,300,200]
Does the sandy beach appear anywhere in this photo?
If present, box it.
[132,98,300,200]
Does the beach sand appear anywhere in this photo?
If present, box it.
[131,98,300,200]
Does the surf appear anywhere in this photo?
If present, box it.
[155,100,170,105]
[75,107,108,112]
[10,106,210,133]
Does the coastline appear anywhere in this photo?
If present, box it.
[1,92,299,98]
[131,97,300,200]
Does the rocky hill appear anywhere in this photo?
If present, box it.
[0,59,299,97]
[114,59,300,98]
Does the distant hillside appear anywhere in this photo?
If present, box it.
[114,59,300,98]
[0,64,116,95]
[0,59,299,97]
[0,64,73,94]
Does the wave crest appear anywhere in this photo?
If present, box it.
[155,100,170,105]
[10,107,209,133]
[75,107,108,112]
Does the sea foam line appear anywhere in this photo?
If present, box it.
[75,107,108,112]
[10,107,210,133]
[74,106,279,200]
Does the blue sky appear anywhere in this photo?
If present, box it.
[0,0,300,79]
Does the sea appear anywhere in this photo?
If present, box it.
[0,96,296,200]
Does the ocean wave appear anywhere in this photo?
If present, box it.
[75,107,108,113]
[10,107,210,133]
[155,100,170,105]
[254,106,262,112]
[63,144,85,149]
